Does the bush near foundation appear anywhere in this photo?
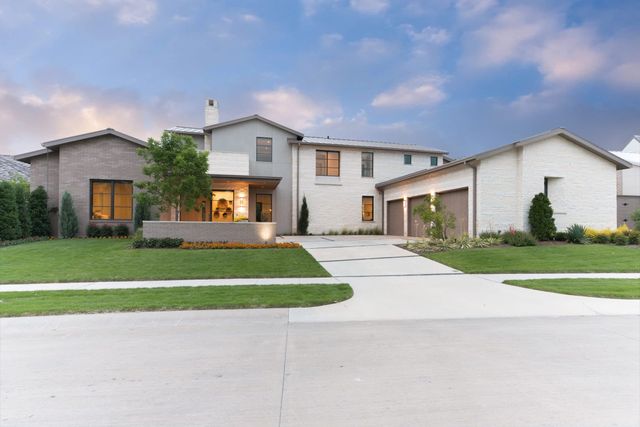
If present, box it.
[566,224,586,244]
[131,237,183,248]
[114,225,129,237]
[0,181,20,241]
[29,186,50,237]
[501,228,537,247]
[528,193,556,240]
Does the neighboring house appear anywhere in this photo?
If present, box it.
[0,155,30,181]
[376,129,631,237]
[610,136,640,228]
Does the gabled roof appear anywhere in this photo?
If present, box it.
[376,128,632,189]
[166,126,205,136]
[13,148,52,162]
[41,128,146,148]
[202,114,304,138]
[0,155,30,180]
[297,136,447,154]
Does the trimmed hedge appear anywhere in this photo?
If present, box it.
[131,237,183,248]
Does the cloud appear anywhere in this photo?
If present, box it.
[350,0,388,14]
[240,13,261,23]
[404,25,450,45]
[372,76,447,108]
[252,87,342,130]
[456,0,497,19]
[351,37,393,58]
[77,0,157,25]
[608,61,640,89]
[320,33,343,47]
[301,0,338,16]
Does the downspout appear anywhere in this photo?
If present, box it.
[296,140,300,234]
[380,188,385,235]
[465,161,478,237]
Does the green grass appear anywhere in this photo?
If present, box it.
[504,279,640,299]
[0,284,353,317]
[425,245,640,273]
[0,239,329,284]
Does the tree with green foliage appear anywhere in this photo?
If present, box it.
[298,196,309,235]
[134,192,153,230]
[413,194,456,239]
[631,208,640,231]
[59,192,79,238]
[12,179,31,238]
[0,181,20,240]
[136,132,210,221]
[528,193,556,240]
[29,186,50,237]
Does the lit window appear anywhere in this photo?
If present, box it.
[362,196,374,221]
[361,152,374,177]
[256,137,272,162]
[404,154,412,165]
[256,194,272,222]
[316,150,340,176]
[91,180,133,220]
[430,156,438,166]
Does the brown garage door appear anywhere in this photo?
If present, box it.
[408,195,428,237]
[438,188,469,238]
[386,199,404,236]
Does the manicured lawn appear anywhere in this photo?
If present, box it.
[425,245,640,273]
[504,279,640,299]
[0,239,329,284]
[0,284,353,317]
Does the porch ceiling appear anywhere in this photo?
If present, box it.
[210,174,282,190]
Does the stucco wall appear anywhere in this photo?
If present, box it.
[57,135,147,237]
[295,144,443,234]
[143,221,276,244]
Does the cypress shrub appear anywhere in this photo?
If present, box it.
[298,196,309,235]
[29,186,50,237]
[14,183,31,238]
[134,196,152,230]
[59,192,79,238]
[0,181,20,241]
[528,193,556,240]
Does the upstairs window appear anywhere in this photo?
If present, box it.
[361,152,374,177]
[430,156,438,166]
[404,154,412,165]
[256,137,272,162]
[316,150,340,176]
[362,196,374,221]
[91,180,133,220]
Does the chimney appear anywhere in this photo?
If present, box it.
[205,98,219,126]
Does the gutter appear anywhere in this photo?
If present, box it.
[296,140,300,234]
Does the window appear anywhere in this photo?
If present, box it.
[362,196,374,221]
[212,190,234,222]
[404,154,412,165]
[90,180,133,220]
[256,137,272,162]
[361,152,374,177]
[256,194,272,222]
[430,156,438,166]
[316,150,340,176]
[544,177,549,196]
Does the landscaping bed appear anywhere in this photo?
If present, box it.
[503,279,640,299]
[0,239,330,284]
[0,284,353,317]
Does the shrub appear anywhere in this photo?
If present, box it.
[297,196,309,235]
[554,231,568,241]
[87,224,101,238]
[13,182,31,239]
[502,228,536,247]
[528,193,556,240]
[59,192,79,238]
[99,225,113,238]
[566,224,586,244]
[413,194,456,239]
[628,230,640,245]
[131,237,183,248]
[613,234,629,246]
[0,181,20,241]
[180,241,301,249]
[406,236,501,253]
[631,208,640,231]
[0,236,50,248]
[134,193,152,230]
[591,232,610,244]
[29,186,50,237]
[114,225,129,237]
[479,230,501,239]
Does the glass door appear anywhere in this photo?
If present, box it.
[255,194,272,222]
[211,190,234,222]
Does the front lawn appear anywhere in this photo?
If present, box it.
[504,279,640,299]
[425,245,640,273]
[0,284,353,317]
[0,239,329,284]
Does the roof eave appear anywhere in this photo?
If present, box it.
[203,115,304,138]
[294,140,448,154]
[13,148,53,163]
[41,128,147,149]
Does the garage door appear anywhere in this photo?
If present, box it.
[408,195,428,237]
[438,188,469,238]
[386,199,404,236]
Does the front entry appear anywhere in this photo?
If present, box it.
[212,190,234,222]
[255,194,272,222]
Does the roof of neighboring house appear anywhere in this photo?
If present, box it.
[166,126,205,135]
[202,114,305,138]
[376,128,632,189]
[297,136,448,154]
[0,155,30,181]
[610,150,640,166]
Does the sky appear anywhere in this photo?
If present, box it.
[0,0,638,157]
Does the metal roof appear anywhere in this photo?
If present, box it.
[166,126,205,135]
[610,151,640,166]
[0,155,30,180]
[298,136,448,154]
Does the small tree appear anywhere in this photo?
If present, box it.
[29,186,50,237]
[528,193,556,240]
[12,178,31,238]
[631,208,640,231]
[59,192,78,238]
[134,192,153,230]
[136,132,210,220]
[0,181,20,240]
[298,196,309,235]
[413,194,456,239]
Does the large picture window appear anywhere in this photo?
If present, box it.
[256,137,272,162]
[361,152,374,177]
[90,180,133,220]
[362,196,374,221]
[316,150,340,176]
